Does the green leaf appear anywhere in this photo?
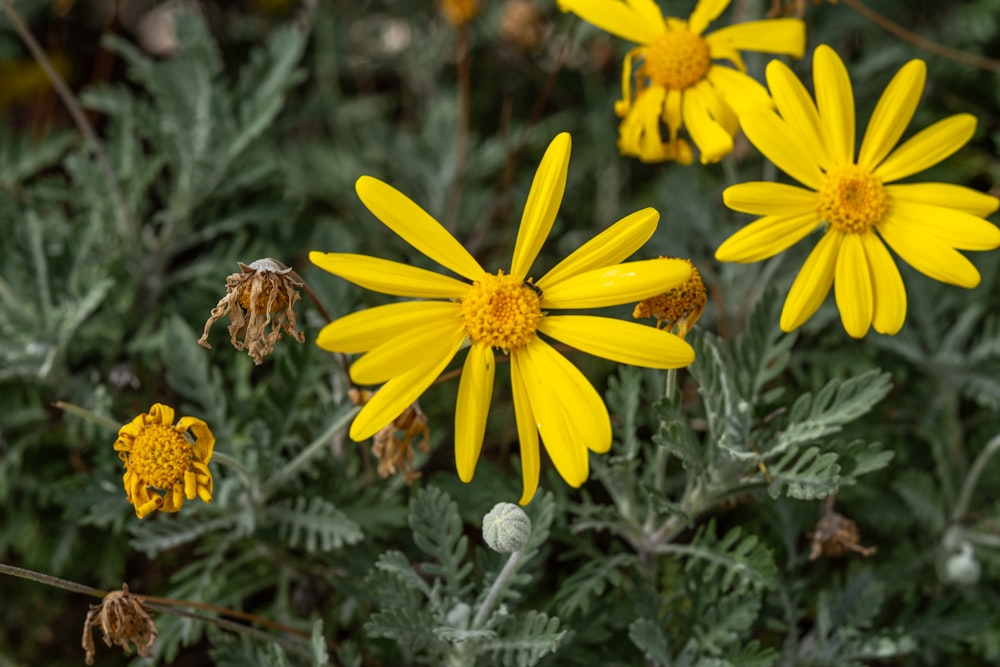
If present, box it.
[629,617,672,667]
[766,447,841,500]
[268,496,363,552]
[409,486,473,599]
[672,520,777,592]
[478,610,566,667]
[311,618,329,667]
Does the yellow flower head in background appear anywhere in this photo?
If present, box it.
[440,0,480,27]
[114,404,214,519]
[311,133,695,504]
[633,257,707,337]
[557,0,805,164]
[715,45,1000,338]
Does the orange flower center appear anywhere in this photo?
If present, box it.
[127,424,192,489]
[818,165,889,234]
[645,30,712,90]
[633,257,706,337]
[461,271,543,351]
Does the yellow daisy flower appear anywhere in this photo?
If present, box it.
[310,133,695,503]
[715,45,1000,338]
[556,0,805,164]
[114,403,215,519]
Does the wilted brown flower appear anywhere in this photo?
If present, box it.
[809,497,877,560]
[440,0,480,27]
[500,0,545,51]
[350,389,430,484]
[198,258,305,365]
[82,584,157,665]
[633,257,707,338]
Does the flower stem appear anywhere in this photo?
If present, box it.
[0,562,105,598]
[262,406,360,497]
[952,433,1000,522]
[52,401,121,432]
[472,549,523,629]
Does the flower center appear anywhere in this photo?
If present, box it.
[461,271,543,351]
[633,257,706,336]
[645,30,712,90]
[818,165,890,234]
[126,424,192,489]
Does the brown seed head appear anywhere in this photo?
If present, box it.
[82,584,157,665]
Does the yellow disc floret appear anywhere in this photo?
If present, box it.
[644,30,712,91]
[461,271,543,351]
[818,165,890,234]
[126,424,193,490]
[633,257,706,337]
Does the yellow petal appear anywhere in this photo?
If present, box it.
[715,211,821,263]
[349,328,466,441]
[618,86,677,162]
[740,108,824,189]
[887,183,1000,217]
[539,208,659,288]
[510,363,541,505]
[542,258,691,309]
[557,0,665,44]
[813,45,856,167]
[355,176,485,281]
[317,301,462,354]
[510,133,571,278]
[350,319,465,385]
[688,0,730,35]
[780,231,841,332]
[857,59,925,170]
[454,343,494,483]
[150,403,175,426]
[888,200,1000,251]
[684,82,734,163]
[877,213,981,288]
[706,66,774,118]
[723,181,818,216]
[309,252,469,299]
[875,114,977,183]
[706,18,806,57]
[860,233,906,335]
[537,315,694,368]
[177,417,215,462]
[834,233,873,338]
[765,58,831,170]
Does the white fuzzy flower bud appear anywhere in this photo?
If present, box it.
[943,542,981,586]
[482,502,532,553]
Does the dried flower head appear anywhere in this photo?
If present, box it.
[198,258,305,365]
[440,0,480,27]
[500,0,545,51]
[114,403,214,519]
[809,498,876,560]
[633,257,707,337]
[351,388,430,484]
[82,584,157,665]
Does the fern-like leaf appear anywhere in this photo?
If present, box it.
[269,496,363,552]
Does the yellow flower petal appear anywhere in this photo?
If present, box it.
[618,86,675,162]
[177,417,214,462]
[706,66,773,118]
[857,59,926,171]
[887,183,1000,217]
[715,211,820,263]
[706,18,805,58]
[542,258,691,309]
[349,328,466,441]
[860,233,906,335]
[740,108,824,190]
[834,233,873,338]
[317,301,462,354]
[688,0,730,36]
[510,133,571,278]
[814,45,856,167]
[877,214,982,288]
[151,403,175,426]
[537,315,694,369]
[510,364,541,505]
[780,231,841,332]
[539,207,659,288]
[556,0,665,44]
[309,252,469,299]
[765,58,831,170]
[875,114,977,183]
[723,181,818,216]
[888,200,1000,251]
[455,343,495,483]
[684,82,734,163]
[351,319,465,385]
[355,176,486,282]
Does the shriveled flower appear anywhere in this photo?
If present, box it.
[501,0,546,51]
[198,258,305,365]
[82,584,157,665]
[808,498,876,560]
[715,45,1000,337]
[114,403,214,519]
[557,0,805,163]
[440,0,480,27]
[352,388,432,484]
[311,133,695,504]
[633,257,706,337]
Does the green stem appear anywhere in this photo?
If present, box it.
[952,433,1000,522]
[472,549,523,630]
[212,451,261,503]
[262,406,360,497]
[52,401,121,432]
[0,562,105,598]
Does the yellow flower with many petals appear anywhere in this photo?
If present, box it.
[310,133,695,503]
[557,0,805,164]
[715,45,1000,338]
[114,403,215,519]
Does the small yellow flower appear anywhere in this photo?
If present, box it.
[114,404,214,519]
[557,0,805,163]
[310,133,695,504]
[440,0,480,27]
[715,45,1000,337]
[633,257,706,337]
